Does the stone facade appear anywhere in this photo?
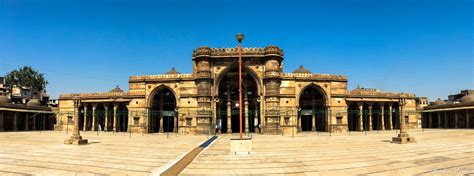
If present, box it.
[57,45,418,134]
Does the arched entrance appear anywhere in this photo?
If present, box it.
[298,85,327,132]
[216,67,260,133]
[149,86,177,133]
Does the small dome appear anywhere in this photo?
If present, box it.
[460,94,474,103]
[27,99,41,106]
[293,65,312,74]
[0,95,11,103]
[165,67,180,74]
[109,85,124,93]
[433,98,446,105]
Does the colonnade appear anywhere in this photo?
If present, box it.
[347,102,401,132]
[424,109,472,129]
[0,110,51,131]
[81,102,128,132]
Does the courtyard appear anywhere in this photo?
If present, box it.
[0,130,472,175]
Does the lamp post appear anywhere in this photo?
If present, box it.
[236,33,244,139]
[64,96,88,145]
[392,98,415,144]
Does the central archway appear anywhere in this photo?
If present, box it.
[298,84,327,132]
[216,66,261,133]
[149,86,177,133]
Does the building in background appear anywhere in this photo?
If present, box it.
[422,90,473,129]
[58,45,419,135]
[0,77,55,132]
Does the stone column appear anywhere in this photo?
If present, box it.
[380,103,385,130]
[113,104,118,132]
[24,113,29,131]
[0,111,3,131]
[429,112,433,128]
[444,111,448,128]
[42,114,46,130]
[466,110,470,128]
[174,113,178,133]
[244,99,249,133]
[298,113,302,132]
[388,104,393,130]
[31,113,36,130]
[83,105,88,131]
[454,111,458,128]
[368,103,373,131]
[13,112,18,131]
[104,105,109,132]
[437,112,441,128]
[159,93,164,133]
[92,104,97,131]
[227,99,232,133]
[254,103,259,133]
[358,103,363,131]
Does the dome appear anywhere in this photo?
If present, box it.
[293,65,312,74]
[165,67,180,74]
[460,94,474,103]
[109,85,124,93]
[433,98,446,105]
[0,95,11,104]
[27,99,41,106]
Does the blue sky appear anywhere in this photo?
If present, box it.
[1,0,473,100]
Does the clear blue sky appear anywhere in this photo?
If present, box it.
[1,0,473,101]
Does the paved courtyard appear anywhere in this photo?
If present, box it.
[0,131,207,175]
[0,130,472,175]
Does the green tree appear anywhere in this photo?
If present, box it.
[4,66,48,91]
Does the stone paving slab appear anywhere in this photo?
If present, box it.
[0,131,207,175]
[182,129,474,175]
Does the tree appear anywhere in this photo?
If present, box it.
[4,66,48,91]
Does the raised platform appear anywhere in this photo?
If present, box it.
[391,133,415,144]
[64,135,88,145]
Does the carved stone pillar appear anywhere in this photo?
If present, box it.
[159,94,164,133]
[358,103,363,131]
[368,103,373,131]
[104,105,109,132]
[244,99,249,133]
[380,103,385,130]
[298,113,302,132]
[113,104,118,132]
[388,104,393,130]
[92,104,97,131]
[83,105,87,131]
[227,99,232,133]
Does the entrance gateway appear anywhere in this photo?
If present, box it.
[57,45,419,134]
